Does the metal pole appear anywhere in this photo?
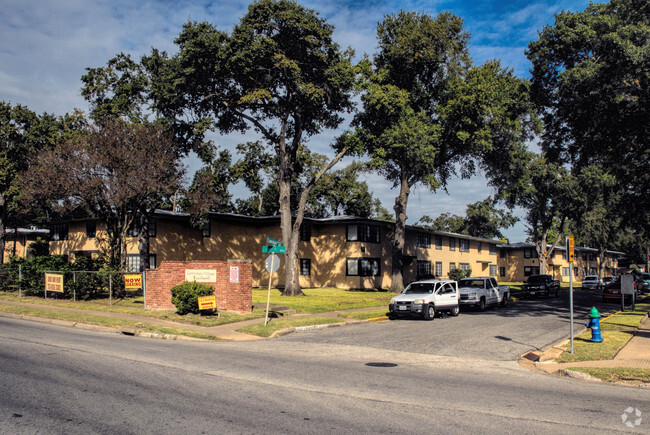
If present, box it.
[18,264,22,298]
[73,271,76,302]
[142,271,146,310]
[109,274,112,306]
[264,255,275,326]
[569,259,574,354]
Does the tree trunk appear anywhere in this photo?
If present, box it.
[390,174,410,292]
[138,212,150,272]
[0,193,5,264]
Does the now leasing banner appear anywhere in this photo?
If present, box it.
[124,274,142,289]
[45,273,64,293]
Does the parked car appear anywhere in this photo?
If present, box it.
[521,274,560,298]
[458,277,510,311]
[389,279,459,320]
[602,277,638,303]
[640,273,650,294]
[581,275,603,290]
[602,276,615,286]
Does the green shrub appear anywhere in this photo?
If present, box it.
[170,281,214,315]
[448,267,472,281]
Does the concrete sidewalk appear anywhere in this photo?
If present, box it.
[532,313,650,373]
[0,299,387,341]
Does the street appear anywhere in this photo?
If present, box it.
[1,290,649,434]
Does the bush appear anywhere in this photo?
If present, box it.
[448,267,472,281]
[170,281,214,315]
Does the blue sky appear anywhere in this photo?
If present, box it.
[0,0,594,241]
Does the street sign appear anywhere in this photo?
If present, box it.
[267,237,282,247]
[567,236,575,262]
[263,245,286,253]
[265,254,280,273]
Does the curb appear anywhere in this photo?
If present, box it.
[267,316,389,339]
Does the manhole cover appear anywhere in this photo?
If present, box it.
[522,352,540,362]
[365,362,398,367]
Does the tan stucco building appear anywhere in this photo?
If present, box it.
[2,228,49,263]
[48,211,502,289]
[497,242,622,282]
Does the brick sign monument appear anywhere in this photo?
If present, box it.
[145,260,252,313]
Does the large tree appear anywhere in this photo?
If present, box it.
[347,11,535,291]
[0,102,85,262]
[144,1,356,295]
[22,121,184,269]
[527,0,650,243]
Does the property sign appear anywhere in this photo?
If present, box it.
[266,237,282,246]
[45,273,64,293]
[198,295,217,310]
[185,269,217,283]
[230,266,239,283]
[124,274,142,289]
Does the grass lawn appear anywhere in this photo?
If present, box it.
[567,367,650,384]
[557,301,650,363]
[236,316,344,337]
[251,287,393,313]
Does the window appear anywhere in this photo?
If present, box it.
[459,263,470,271]
[589,253,597,261]
[459,239,470,252]
[500,249,506,258]
[417,233,431,248]
[126,254,157,272]
[86,221,96,238]
[449,262,456,271]
[435,262,442,277]
[562,267,570,276]
[499,267,505,277]
[201,221,210,238]
[524,248,538,258]
[582,252,588,260]
[477,242,482,253]
[50,223,68,241]
[417,260,431,278]
[589,267,597,275]
[300,223,311,241]
[490,265,497,276]
[434,235,442,250]
[128,218,157,238]
[574,267,579,276]
[440,282,456,294]
[561,250,567,260]
[524,266,540,276]
[300,259,311,276]
[489,244,497,255]
[347,224,380,243]
[346,258,380,276]
[449,238,456,251]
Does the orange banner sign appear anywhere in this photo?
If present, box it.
[124,274,142,289]
[198,295,217,310]
[45,273,64,293]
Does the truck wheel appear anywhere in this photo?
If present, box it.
[423,304,436,320]
[500,294,509,308]
[478,298,486,311]
[450,306,459,316]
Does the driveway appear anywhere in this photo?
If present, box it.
[277,288,614,360]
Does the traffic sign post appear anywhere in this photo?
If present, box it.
[567,236,575,353]
[263,240,284,326]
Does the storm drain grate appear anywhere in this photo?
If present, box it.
[365,362,398,367]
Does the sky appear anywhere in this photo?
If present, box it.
[0,0,594,242]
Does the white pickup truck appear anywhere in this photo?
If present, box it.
[389,279,460,320]
[458,277,510,311]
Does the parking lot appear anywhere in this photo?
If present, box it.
[277,288,622,361]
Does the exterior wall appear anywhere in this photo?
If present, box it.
[498,247,619,283]
[3,231,48,263]
[145,260,252,313]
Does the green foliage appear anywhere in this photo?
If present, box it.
[28,237,50,257]
[12,255,70,296]
[170,281,214,315]
[448,267,471,281]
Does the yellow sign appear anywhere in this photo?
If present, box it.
[124,274,142,289]
[198,295,217,310]
[567,237,575,263]
[44,273,64,293]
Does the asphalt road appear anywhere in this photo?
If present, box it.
[2,290,649,434]
[278,288,622,360]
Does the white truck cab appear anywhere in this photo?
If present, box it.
[389,279,460,320]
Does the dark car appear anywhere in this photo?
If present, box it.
[602,277,637,303]
[522,274,560,298]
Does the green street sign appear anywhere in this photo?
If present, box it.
[263,245,286,253]
[266,237,282,246]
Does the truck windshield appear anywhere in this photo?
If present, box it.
[404,283,435,294]
[459,279,483,288]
